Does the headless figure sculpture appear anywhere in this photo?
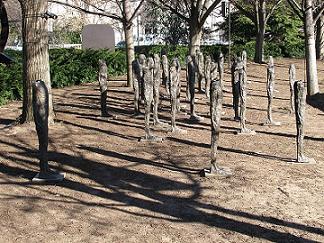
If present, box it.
[140,57,162,142]
[218,52,224,89]
[138,54,146,104]
[187,55,204,122]
[289,64,296,113]
[175,58,182,113]
[236,56,255,134]
[186,55,192,101]
[132,58,143,115]
[98,59,109,117]
[200,79,231,177]
[161,55,170,96]
[32,80,64,182]
[294,81,316,163]
[204,55,212,98]
[231,57,240,121]
[153,54,163,126]
[264,56,281,125]
[197,51,205,93]
[170,58,186,134]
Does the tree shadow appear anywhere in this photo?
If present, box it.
[0,146,322,242]
[307,93,324,113]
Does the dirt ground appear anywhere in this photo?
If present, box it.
[0,58,323,243]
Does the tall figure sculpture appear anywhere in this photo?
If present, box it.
[153,54,162,125]
[231,57,240,121]
[161,54,170,96]
[175,58,182,113]
[289,64,296,113]
[294,81,316,163]
[98,59,109,117]
[236,56,255,134]
[140,57,162,142]
[170,58,186,134]
[204,55,212,98]
[132,58,142,115]
[186,55,191,101]
[264,56,281,126]
[200,79,231,177]
[187,55,204,122]
[32,80,64,182]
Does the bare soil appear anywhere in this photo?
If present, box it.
[0,58,323,243]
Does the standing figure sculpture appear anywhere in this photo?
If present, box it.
[218,52,224,86]
[197,51,205,92]
[132,58,143,115]
[236,56,255,134]
[294,81,316,163]
[264,56,281,126]
[138,54,146,103]
[204,55,212,98]
[200,79,231,177]
[170,58,186,134]
[98,59,109,117]
[231,57,240,121]
[153,54,162,125]
[32,80,64,182]
[175,58,182,112]
[161,54,170,96]
[186,55,192,101]
[187,55,204,122]
[289,64,296,113]
[140,57,162,142]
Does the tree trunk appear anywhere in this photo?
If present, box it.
[123,0,134,88]
[20,0,54,123]
[254,0,266,63]
[316,14,324,60]
[0,1,9,52]
[189,21,202,56]
[304,0,319,96]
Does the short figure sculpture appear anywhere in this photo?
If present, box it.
[138,54,146,103]
[289,64,296,113]
[200,79,231,177]
[170,58,186,134]
[187,55,204,122]
[236,56,255,134]
[294,81,316,163]
[218,52,224,86]
[32,80,64,182]
[263,56,281,126]
[140,57,162,142]
[98,59,109,117]
[204,55,212,98]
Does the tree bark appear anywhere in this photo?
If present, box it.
[304,0,319,95]
[254,0,266,63]
[20,0,54,123]
[123,0,134,88]
[189,21,202,56]
[316,14,324,60]
[0,1,9,52]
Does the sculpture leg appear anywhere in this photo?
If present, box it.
[205,77,210,98]
[133,80,140,115]
[189,80,204,122]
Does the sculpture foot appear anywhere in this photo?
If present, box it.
[296,155,316,164]
[32,170,65,183]
[170,126,187,134]
[262,120,281,126]
[139,135,163,142]
[101,113,117,119]
[132,111,143,117]
[236,128,256,135]
[189,114,204,122]
[153,120,169,128]
[199,166,232,177]
[233,116,241,121]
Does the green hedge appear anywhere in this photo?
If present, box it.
[0,48,127,106]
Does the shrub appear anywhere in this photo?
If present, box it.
[0,48,127,106]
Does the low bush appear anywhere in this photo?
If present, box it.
[0,48,127,105]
